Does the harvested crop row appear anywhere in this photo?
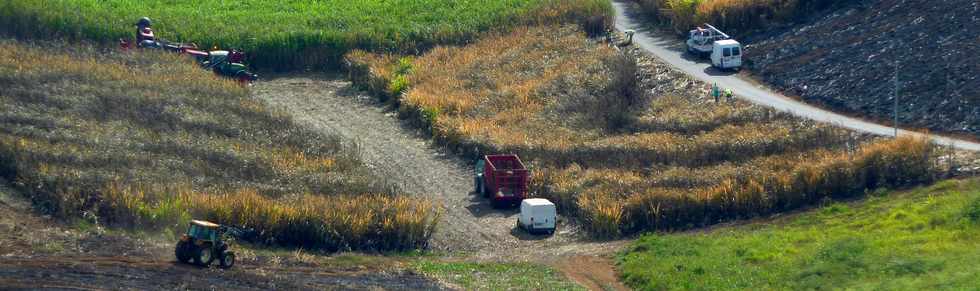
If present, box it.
[0,41,438,251]
[345,26,940,238]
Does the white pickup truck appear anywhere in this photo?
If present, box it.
[686,24,742,71]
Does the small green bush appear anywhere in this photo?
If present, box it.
[964,196,980,223]
[421,107,441,126]
[388,75,410,98]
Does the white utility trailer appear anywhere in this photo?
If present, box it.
[517,198,556,235]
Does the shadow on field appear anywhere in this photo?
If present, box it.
[509,227,550,241]
[465,190,519,219]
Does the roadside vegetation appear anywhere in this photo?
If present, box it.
[0,40,438,252]
[0,0,611,70]
[618,178,980,290]
[630,0,852,35]
[346,26,943,238]
[413,260,586,291]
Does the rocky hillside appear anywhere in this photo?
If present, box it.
[744,0,979,138]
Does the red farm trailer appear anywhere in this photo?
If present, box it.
[474,154,529,208]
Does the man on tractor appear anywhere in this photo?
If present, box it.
[126,17,257,84]
[133,17,193,52]
[135,17,160,49]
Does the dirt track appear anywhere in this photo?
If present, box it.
[252,75,629,290]
[0,75,628,291]
[0,180,443,291]
[0,256,440,291]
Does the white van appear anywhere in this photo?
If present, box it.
[518,198,556,235]
[711,39,742,71]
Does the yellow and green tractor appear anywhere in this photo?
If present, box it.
[175,220,238,269]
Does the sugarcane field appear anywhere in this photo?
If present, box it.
[1,0,979,290]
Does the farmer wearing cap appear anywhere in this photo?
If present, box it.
[136,17,160,48]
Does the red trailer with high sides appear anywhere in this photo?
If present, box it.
[474,154,529,208]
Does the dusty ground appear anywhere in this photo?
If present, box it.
[253,75,630,290]
[0,179,443,291]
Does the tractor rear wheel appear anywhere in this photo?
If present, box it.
[219,251,236,269]
[174,241,192,263]
[193,246,215,267]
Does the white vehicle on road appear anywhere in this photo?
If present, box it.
[517,198,556,235]
[613,1,980,151]
[686,24,742,70]
[710,39,742,70]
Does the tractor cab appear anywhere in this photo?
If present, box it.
[186,220,220,242]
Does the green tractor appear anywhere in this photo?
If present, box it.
[175,220,237,268]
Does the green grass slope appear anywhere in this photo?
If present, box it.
[0,0,611,70]
[618,178,980,290]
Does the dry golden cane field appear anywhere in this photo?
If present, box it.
[346,26,939,238]
[0,41,438,251]
[631,0,851,34]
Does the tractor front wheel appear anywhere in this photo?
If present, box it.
[193,246,215,267]
[174,241,192,263]
[219,251,236,269]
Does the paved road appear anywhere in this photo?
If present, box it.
[612,1,980,151]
